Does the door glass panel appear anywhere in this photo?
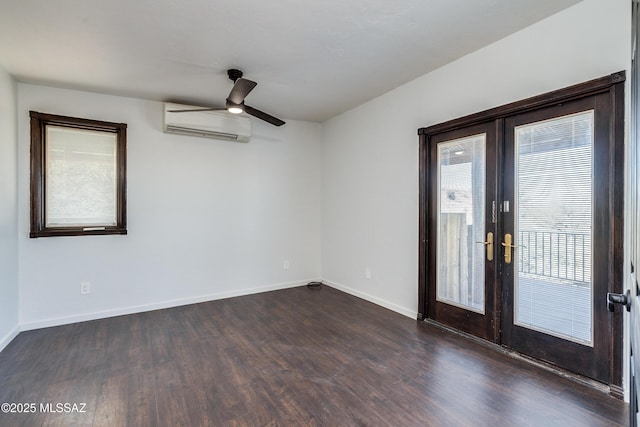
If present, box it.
[437,134,486,313]
[514,111,594,345]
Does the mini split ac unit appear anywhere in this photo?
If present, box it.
[163,102,251,142]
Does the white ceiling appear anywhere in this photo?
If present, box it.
[0,0,581,123]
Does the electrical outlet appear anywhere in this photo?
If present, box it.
[80,281,91,295]
[365,267,371,279]
[283,260,290,270]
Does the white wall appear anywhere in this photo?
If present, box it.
[17,85,322,328]
[321,0,631,317]
[0,65,19,351]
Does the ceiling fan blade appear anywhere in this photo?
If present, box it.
[167,107,226,113]
[244,105,285,127]
[228,78,257,104]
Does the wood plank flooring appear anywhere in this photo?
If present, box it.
[0,285,628,426]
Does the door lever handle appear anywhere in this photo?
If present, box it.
[475,232,493,261]
[607,289,631,312]
[501,233,526,264]
[501,233,515,264]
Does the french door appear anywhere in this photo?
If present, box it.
[501,96,612,382]
[418,72,625,387]
[426,122,499,342]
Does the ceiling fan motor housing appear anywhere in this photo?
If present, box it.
[227,69,243,82]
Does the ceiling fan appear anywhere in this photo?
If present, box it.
[168,69,285,127]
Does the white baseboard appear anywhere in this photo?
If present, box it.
[322,279,417,319]
[20,279,318,332]
[0,324,20,353]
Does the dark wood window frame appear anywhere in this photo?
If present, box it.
[418,71,625,390]
[30,111,127,238]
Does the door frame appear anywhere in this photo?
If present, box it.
[418,71,625,391]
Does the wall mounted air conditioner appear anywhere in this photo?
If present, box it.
[163,102,251,142]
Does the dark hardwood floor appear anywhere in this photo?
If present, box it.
[0,285,628,426]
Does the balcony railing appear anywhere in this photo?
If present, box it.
[518,230,590,284]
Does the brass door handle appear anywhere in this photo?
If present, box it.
[475,232,493,262]
[501,233,524,264]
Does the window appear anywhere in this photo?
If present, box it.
[30,111,127,238]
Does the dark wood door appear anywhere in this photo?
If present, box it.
[420,72,625,389]
[426,122,499,341]
[500,94,616,383]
